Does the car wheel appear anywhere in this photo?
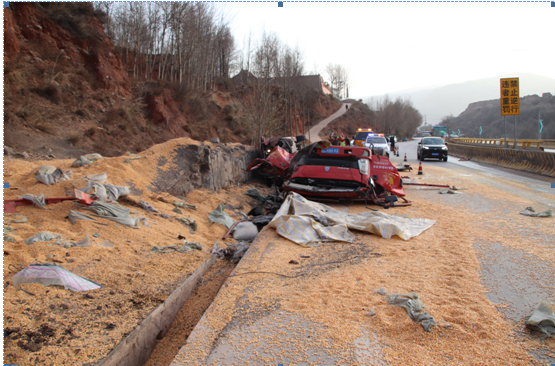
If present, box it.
[443,156,448,162]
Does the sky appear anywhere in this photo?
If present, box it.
[220,2,555,99]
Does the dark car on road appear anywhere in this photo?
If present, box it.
[417,137,448,161]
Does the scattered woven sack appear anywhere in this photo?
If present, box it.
[208,203,235,229]
[86,173,107,184]
[233,221,259,241]
[151,241,202,253]
[35,168,72,185]
[384,290,437,332]
[53,235,92,249]
[18,194,47,209]
[520,207,553,217]
[72,153,102,167]
[105,184,130,201]
[526,301,555,337]
[138,200,160,213]
[26,232,62,245]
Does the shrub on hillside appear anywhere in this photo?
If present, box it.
[36,3,96,40]
[216,77,234,91]
[31,82,62,104]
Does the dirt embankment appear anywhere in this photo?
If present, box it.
[4,3,340,160]
[324,101,376,139]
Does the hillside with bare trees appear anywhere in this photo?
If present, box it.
[4,2,341,159]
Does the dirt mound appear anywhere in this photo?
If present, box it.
[3,138,268,365]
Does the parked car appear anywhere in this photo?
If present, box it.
[364,135,390,157]
[402,137,408,142]
[417,137,448,161]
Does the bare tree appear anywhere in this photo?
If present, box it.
[367,95,422,136]
[97,2,236,90]
[325,63,349,99]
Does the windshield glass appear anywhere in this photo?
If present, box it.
[366,137,387,144]
[355,132,372,140]
[422,138,445,145]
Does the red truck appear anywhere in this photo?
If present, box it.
[247,141,409,208]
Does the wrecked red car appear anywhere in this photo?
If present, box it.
[260,135,307,159]
[247,141,409,208]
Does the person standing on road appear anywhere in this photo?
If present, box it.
[389,136,396,152]
[339,134,346,146]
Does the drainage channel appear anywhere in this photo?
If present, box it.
[92,183,286,366]
[145,258,237,366]
[95,254,239,366]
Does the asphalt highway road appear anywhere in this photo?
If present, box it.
[399,138,555,203]
[171,139,555,365]
[396,138,555,363]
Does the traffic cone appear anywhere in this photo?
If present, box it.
[418,162,423,175]
[396,149,400,157]
[404,153,407,162]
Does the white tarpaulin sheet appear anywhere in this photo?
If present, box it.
[12,263,102,291]
[269,192,436,247]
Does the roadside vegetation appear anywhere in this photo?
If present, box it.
[325,97,423,139]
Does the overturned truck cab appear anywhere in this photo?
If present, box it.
[247,141,410,208]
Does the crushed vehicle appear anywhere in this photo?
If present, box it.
[256,135,308,185]
[260,135,307,159]
[247,140,410,208]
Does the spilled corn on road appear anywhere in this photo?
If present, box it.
[168,149,555,366]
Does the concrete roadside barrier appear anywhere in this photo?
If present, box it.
[96,255,218,366]
[448,143,555,177]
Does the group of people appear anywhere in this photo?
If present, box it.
[328,132,352,146]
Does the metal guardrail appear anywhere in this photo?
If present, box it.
[452,138,555,149]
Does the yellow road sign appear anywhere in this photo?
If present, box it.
[500,78,520,116]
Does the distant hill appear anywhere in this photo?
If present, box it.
[364,73,555,123]
[444,93,555,139]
